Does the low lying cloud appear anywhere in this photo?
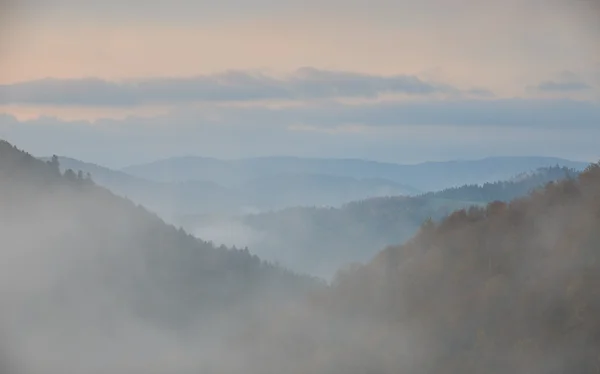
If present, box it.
[533,70,595,92]
[1,97,600,167]
[4,97,600,132]
[0,68,484,107]
[537,81,592,92]
[270,98,600,128]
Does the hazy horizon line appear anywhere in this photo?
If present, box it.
[40,151,592,172]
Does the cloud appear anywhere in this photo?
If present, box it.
[1,97,600,167]
[537,81,592,92]
[464,88,495,98]
[2,97,599,130]
[0,69,486,107]
[533,70,595,92]
[160,98,598,128]
[4,0,597,100]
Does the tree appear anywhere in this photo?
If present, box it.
[47,155,60,174]
[64,169,77,181]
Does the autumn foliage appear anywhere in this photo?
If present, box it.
[236,162,600,374]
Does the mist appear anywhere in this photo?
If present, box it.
[4,144,598,374]
[0,185,201,374]
[2,0,599,370]
[2,130,600,374]
[0,146,320,374]
[44,155,586,280]
[190,217,266,250]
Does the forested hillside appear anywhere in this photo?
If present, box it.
[423,165,579,202]
[4,139,599,374]
[123,155,587,192]
[49,156,417,217]
[0,140,318,374]
[181,166,578,278]
[231,161,600,374]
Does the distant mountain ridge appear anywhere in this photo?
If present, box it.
[422,165,580,203]
[122,155,588,191]
[42,156,418,217]
[179,165,582,279]
[11,138,600,373]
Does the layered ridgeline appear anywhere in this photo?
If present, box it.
[48,155,587,219]
[47,156,418,217]
[3,139,599,373]
[122,155,587,192]
[46,156,243,218]
[0,141,319,374]
[179,166,578,279]
[421,166,579,202]
[228,161,600,374]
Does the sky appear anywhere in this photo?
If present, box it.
[0,0,599,167]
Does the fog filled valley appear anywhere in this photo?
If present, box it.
[2,0,600,370]
[1,138,600,374]
[52,154,582,279]
[182,165,580,278]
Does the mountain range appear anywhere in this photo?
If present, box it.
[45,155,587,220]
[122,155,588,191]
[46,154,588,278]
[49,157,418,218]
[236,160,600,374]
[178,165,580,278]
[5,139,600,373]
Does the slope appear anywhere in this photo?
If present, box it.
[0,140,318,374]
[50,156,417,216]
[179,166,578,279]
[41,156,242,218]
[231,161,600,374]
